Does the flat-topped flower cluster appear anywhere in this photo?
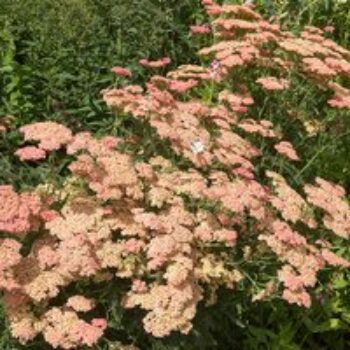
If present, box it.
[1,1,349,349]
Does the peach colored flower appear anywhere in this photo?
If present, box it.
[15,146,46,161]
[274,141,300,161]
[40,210,60,222]
[111,66,132,77]
[66,296,95,312]
[282,287,311,308]
[321,249,350,268]
[323,25,335,33]
[132,279,147,293]
[20,122,72,151]
[0,186,42,236]
[190,25,211,35]
[328,95,350,108]
[139,57,171,68]
[256,76,290,91]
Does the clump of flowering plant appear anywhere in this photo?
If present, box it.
[1,2,350,349]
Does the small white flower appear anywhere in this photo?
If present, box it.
[191,139,205,154]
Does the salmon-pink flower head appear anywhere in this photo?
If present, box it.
[111,66,132,77]
[102,206,114,216]
[233,166,255,180]
[0,238,22,270]
[123,282,201,337]
[304,177,349,238]
[15,146,46,162]
[328,95,350,109]
[238,119,276,138]
[215,229,238,246]
[321,249,350,268]
[315,177,346,198]
[242,96,254,105]
[324,58,350,75]
[40,210,60,222]
[278,265,305,291]
[220,54,245,69]
[300,31,325,43]
[274,141,300,161]
[217,213,232,226]
[100,135,120,149]
[139,59,149,66]
[66,295,95,312]
[304,25,324,35]
[256,76,290,91]
[91,318,107,329]
[147,256,166,270]
[168,79,198,94]
[190,25,211,35]
[132,279,147,293]
[139,57,171,69]
[124,238,144,253]
[282,288,311,308]
[43,308,106,348]
[66,132,92,155]
[158,57,171,66]
[272,220,307,246]
[8,316,39,345]
[36,245,59,269]
[206,5,222,15]
[323,25,335,33]
[0,186,42,236]
[135,162,154,179]
[266,171,317,228]
[302,57,337,77]
[20,121,72,151]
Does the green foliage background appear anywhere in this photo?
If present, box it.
[0,0,349,349]
[0,0,205,124]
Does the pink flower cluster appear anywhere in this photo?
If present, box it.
[20,121,72,151]
[139,57,171,69]
[266,171,316,228]
[274,141,300,161]
[190,25,211,35]
[256,76,290,91]
[15,146,46,161]
[305,178,350,238]
[0,185,43,236]
[111,66,132,77]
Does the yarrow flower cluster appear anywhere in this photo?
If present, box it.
[139,57,171,69]
[190,25,211,35]
[0,185,43,236]
[111,66,132,77]
[19,121,72,151]
[1,2,350,349]
[256,76,290,91]
[15,146,47,161]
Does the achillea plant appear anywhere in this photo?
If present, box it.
[0,2,349,349]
